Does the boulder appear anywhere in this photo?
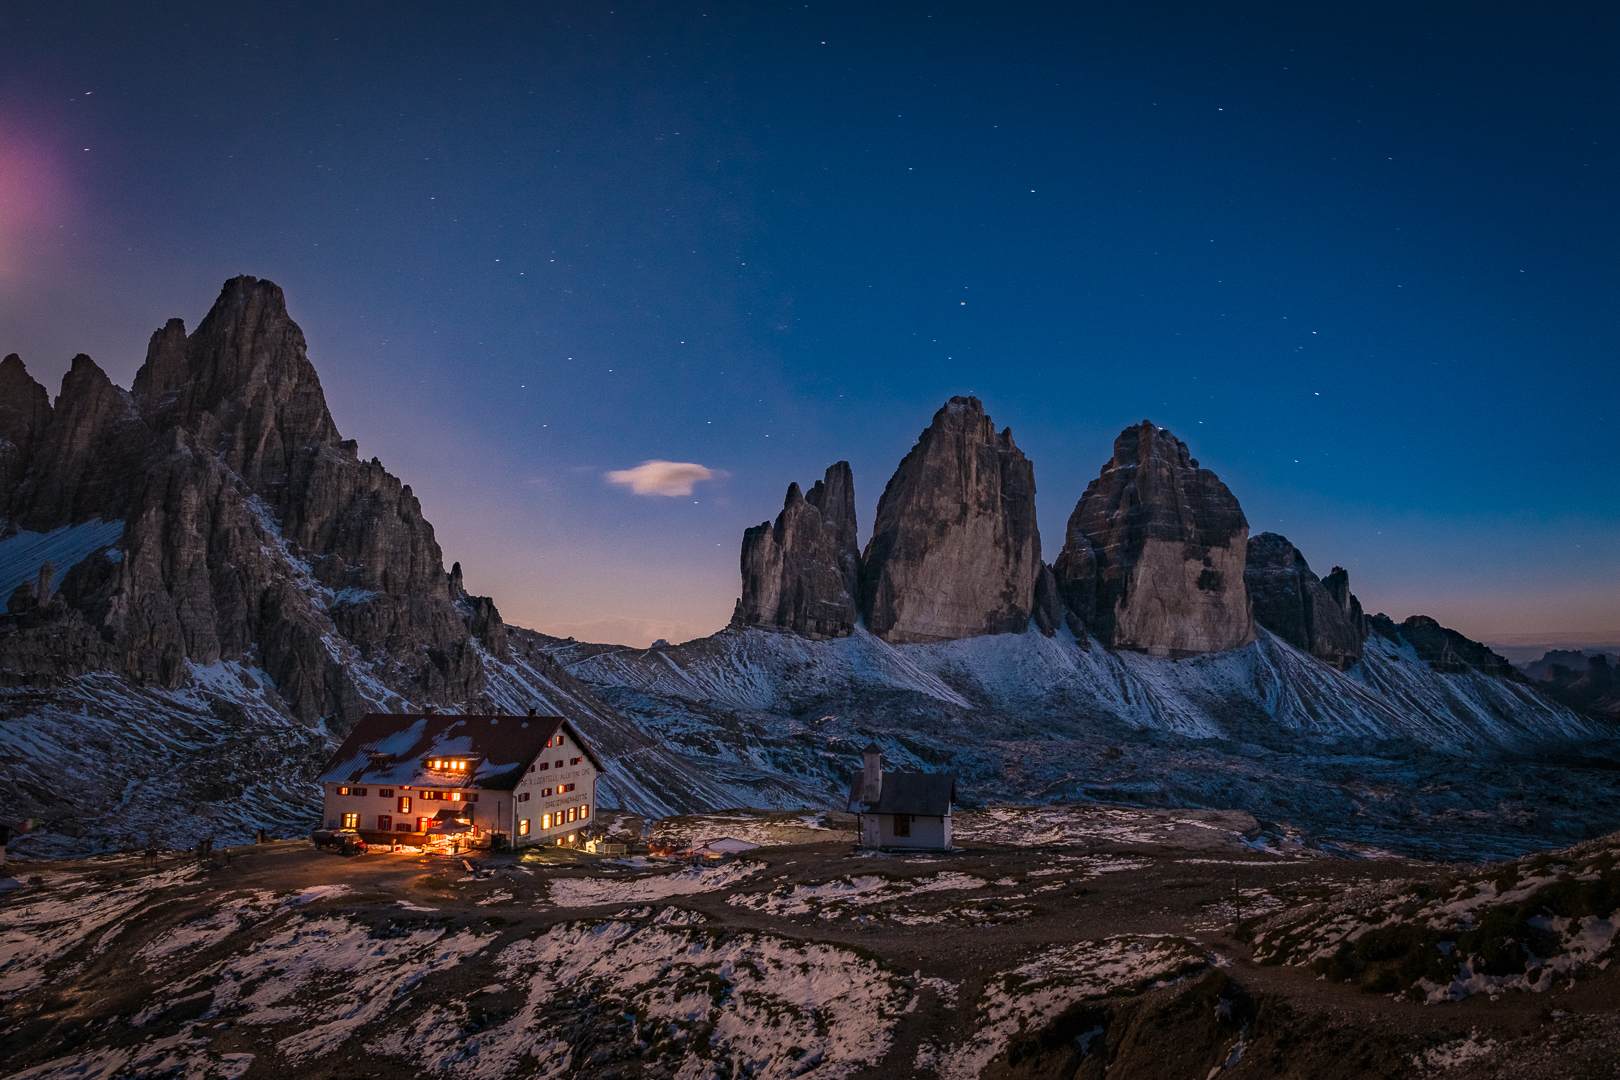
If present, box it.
[1053,421,1253,657]
[731,462,860,640]
[1244,532,1365,669]
[860,397,1044,643]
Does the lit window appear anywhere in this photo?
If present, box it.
[542,787,551,797]
[566,807,576,823]
[580,804,589,819]
[450,792,461,802]
[341,813,359,829]
[398,796,411,813]
[338,786,350,796]
[519,819,530,836]
[417,817,431,832]
[542,813,552,829]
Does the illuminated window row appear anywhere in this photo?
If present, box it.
[516,804,590,838]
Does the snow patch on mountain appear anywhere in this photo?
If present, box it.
[0,518,125,599]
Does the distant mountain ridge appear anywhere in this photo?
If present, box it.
[1,278,1615,860]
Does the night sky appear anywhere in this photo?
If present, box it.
[2,2,1615,652]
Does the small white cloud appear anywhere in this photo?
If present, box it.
[606,459,717,497]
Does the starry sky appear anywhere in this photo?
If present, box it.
[2,2,1616,653]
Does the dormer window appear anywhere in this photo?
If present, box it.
[428,758,471,772]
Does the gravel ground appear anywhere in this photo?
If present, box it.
[1,809,1615,1079]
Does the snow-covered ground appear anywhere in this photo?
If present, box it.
[372,912,910,1080]
[926,935,1213,1080]
[549,860,765,906]
[1249,835,1620,1002]
[550,624,1620,861]
[954,805,1267,852]
[648,809,851,850]
[0,519,125,600]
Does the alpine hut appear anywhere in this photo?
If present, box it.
[317,712,604,850]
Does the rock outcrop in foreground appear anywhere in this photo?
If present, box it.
[1244,532,1366,669]
[730,462,860,639]
[1054,421,1254,657]
[859,396,1048,644]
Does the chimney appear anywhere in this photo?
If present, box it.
[861,743,883,803]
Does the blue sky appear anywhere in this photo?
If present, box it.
[2,1,1615,649]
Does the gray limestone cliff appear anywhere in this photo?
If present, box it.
[0,276,490,727]
[860,397,1045,644]
[0,355,53,517]
[1244,532,1366,669]
[1053,421,1254,657]
[731,462,861,639]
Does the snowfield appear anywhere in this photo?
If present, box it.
[371,913,909,1080]
[548,860,766,906]
[930,936,1213,1080]
[550,624,1620,861]
[1250,836,1620,1002]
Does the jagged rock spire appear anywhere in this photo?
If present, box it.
[732,462,861,640]
[1244,533,1365,669]
[0,354,53,517]
[0,276,488,726]
[1053,421,1253,657]
[860,396,1044,644]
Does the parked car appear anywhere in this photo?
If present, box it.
[311,828,368,856]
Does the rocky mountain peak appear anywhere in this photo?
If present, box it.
[0,276,485,727]
[15,354,142,530]
[1368,614,1525,682]
[1053,421,1253,656]
[1244,532,1365,669]
[0,354,53,515]
[860,396,1044,644]
[132,275,340,518]
[732,461,861,640]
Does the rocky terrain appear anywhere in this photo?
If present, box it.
[1,812,1616,1080]
[0,277,1616,866]
[1055,421,1254,657]
[1244,532,1365,670]
[730,462,861,640]
[859,397,1052,644]
[0,279,771,857]
[1518,650,1620,720]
